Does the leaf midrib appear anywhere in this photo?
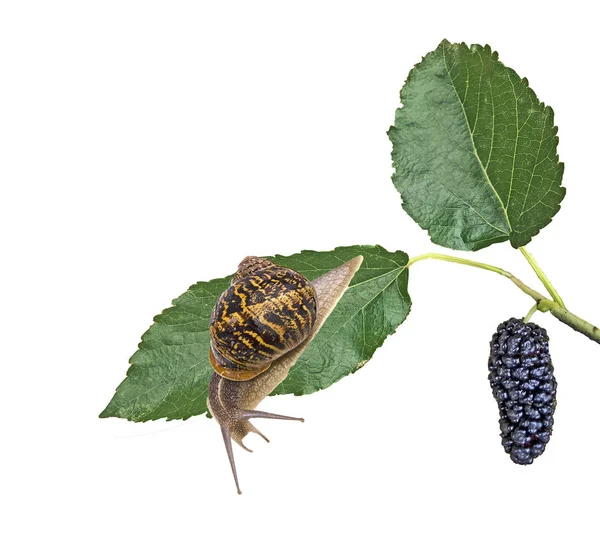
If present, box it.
[441,45,511,236]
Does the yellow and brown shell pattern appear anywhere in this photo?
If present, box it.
[209,257,318,381]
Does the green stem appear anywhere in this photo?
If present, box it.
[519,247,566,308]
[547,306,600,343]
[407,252,600,344]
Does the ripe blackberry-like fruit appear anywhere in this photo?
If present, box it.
[488,318,557,464]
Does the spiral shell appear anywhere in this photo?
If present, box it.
[209,257,318,381]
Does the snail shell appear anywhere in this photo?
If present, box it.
[209,256,318,381]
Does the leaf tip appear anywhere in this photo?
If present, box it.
[98,405,113,419]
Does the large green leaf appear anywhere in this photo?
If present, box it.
[388,40,565,251]
[100,245,411,421]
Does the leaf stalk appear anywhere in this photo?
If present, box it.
[406,252,509,276]
[518,247,566,308]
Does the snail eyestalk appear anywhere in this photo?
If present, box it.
[240,409,305,422]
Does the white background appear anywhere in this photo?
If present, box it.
[2,1,599,545]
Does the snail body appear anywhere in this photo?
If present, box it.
[207,255,363,494]
[209,256,317,381]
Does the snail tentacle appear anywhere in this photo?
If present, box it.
[245,422,270,443]
[220,427,242,495]
[239,409,304,422]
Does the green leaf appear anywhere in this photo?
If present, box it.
[388,40,565,251]
[100,245,411,421]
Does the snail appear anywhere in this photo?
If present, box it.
[207,255,363,494]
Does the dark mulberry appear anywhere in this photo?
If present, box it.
[488,318,557,464]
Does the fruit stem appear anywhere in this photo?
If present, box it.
[407,252,600,344]
[523,304,538,323]
[518,247,566,309]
